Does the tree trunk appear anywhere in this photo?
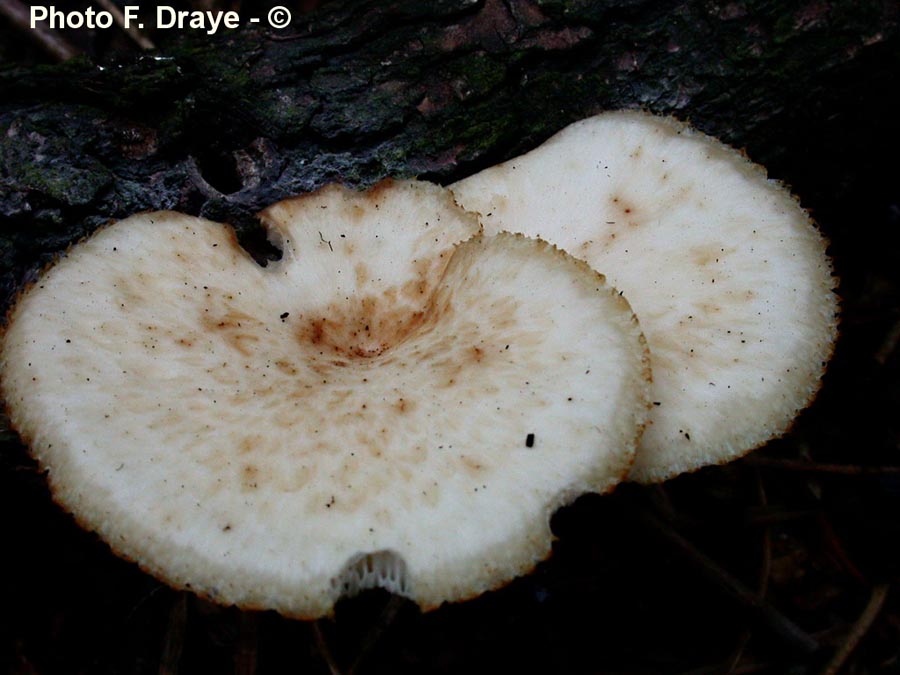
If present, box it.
[1,0,897,297]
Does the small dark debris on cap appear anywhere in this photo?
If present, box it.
[525,433,535,448]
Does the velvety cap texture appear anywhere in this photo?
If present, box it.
[1,180,651,617]
[452,111,838,483]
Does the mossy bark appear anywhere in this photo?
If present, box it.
[0,0,897,303]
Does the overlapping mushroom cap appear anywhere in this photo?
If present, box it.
[1,180,651,617]
[452,111,838,483]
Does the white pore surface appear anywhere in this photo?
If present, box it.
[1,180,650,617]
[452,111,838,483]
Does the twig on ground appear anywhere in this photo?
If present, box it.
[746,456,900,476]
[634,507,820,656]
[726,469,773,672]
[235,611,258,675]
[0,0,81,61]
[745,506,821,526]
[818,515,869,586]
[313,620,343,675]
[158,593,188,675]
[348,595,406,675]
[820,584,890,675]
[875,316,900,365]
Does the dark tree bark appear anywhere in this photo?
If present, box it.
[1,0,897,299]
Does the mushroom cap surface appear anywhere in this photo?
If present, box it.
[451,111,839,483]
[1,180,650,617]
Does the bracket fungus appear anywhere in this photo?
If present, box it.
[452,111,839,483]
[1,179,651,617]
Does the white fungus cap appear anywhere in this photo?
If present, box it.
[1,179,651,617]
[451,111,839,483]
